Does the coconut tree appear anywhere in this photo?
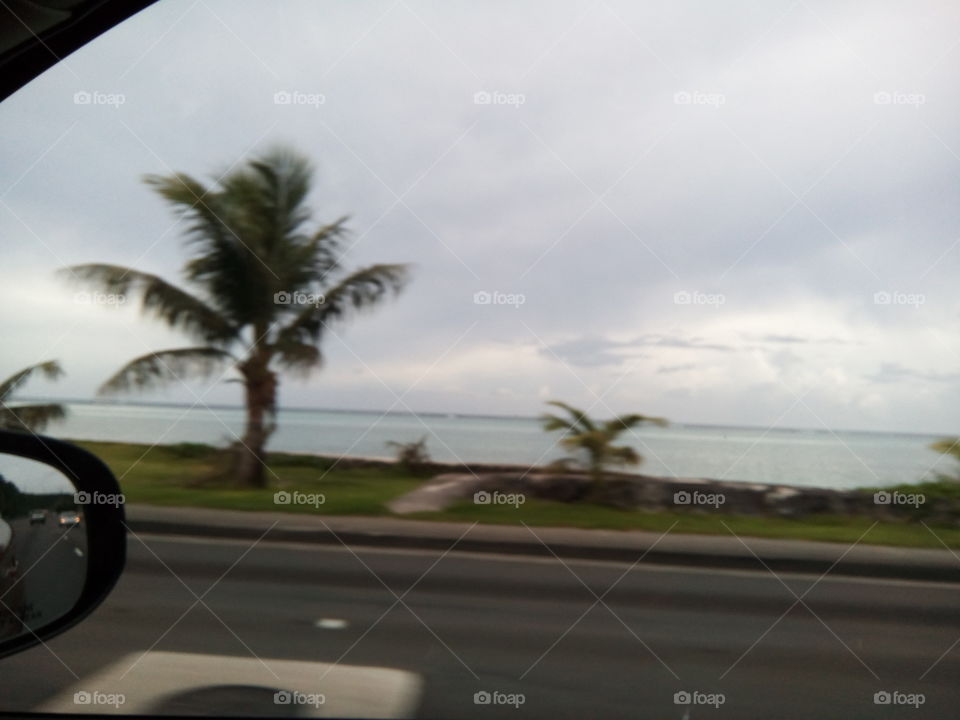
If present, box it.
[0,361,66,432]
[62,147,409,488]
[541,400,667,487]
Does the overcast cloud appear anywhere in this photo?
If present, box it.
[2,0,960,433]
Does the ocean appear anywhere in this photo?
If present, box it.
[47,402,954,490]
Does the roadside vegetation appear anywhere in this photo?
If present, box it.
[76,438,960,549]
[76,440,422,516]
[930,437,960,482]
[420,499,960,549]
[540,400,667,488]
[386,436,433,476]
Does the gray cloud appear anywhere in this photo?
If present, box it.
[2,0,960,433]
[542,334,733,368]
[657,363,698,375]
[866,363,960,385]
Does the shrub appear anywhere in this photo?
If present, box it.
[386,436,432,476]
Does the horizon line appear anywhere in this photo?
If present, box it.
[10,395,953,439]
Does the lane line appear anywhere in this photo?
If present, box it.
[127,533,960,590]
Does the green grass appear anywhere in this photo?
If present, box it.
[417,500,960,549]
[73,440,423,516]
[71,439,960,549]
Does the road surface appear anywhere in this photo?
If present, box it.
[1,532,958,718]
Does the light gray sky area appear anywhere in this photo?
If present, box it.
[2,0,960,433]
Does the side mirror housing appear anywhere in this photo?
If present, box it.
[0,430,125,658]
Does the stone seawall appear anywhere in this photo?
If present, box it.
[388,471,951,523]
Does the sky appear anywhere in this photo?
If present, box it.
[2,0,960,434]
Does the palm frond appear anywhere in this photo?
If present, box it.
[931,438,960,463]
[269,215,350,286]
[150,155,345,329]
[143,172,211,209]
[541,413,582,434]
[143,172,241,257]
[145,172,268,326]
[0,360,63,401]
[317,263,410,322]
[603,414,668,434]
[273,341,322,375]
[274,263,410,347]
[603,444,642,466]
[543,401,596,433]
[304,217,349,277]
[247,149,313,236]
[0,402,67,433]
[61,264,236,344]
[98,347,236,395]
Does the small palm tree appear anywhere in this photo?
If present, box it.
[62,147,410,488]
[386,436,431,476]
[0,361,66,432]
[931,438,960,481]
[541,401,666,487]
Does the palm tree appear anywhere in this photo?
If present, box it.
[62,147,410,488]
[541,401,667,487]
[0,361,67,432]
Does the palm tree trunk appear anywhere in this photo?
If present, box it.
[234,362,277,488]
[587,454,607,500]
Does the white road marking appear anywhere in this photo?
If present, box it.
[314,617,349,630]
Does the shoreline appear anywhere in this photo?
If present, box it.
[65,437,926,493]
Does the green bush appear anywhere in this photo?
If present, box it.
[163,442,217,459]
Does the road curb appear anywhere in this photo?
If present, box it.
[126,518,960,584]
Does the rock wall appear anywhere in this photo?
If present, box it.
[388,471,957,524]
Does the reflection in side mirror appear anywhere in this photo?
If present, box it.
[0,431,125,658]
[0,455,88,640]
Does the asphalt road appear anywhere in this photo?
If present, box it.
[2,533,959,719]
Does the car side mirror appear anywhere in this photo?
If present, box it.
[0,430,125,658]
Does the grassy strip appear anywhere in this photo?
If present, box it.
[73,439,960,549]
[73,440,423,516]
[418,501,960,549]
